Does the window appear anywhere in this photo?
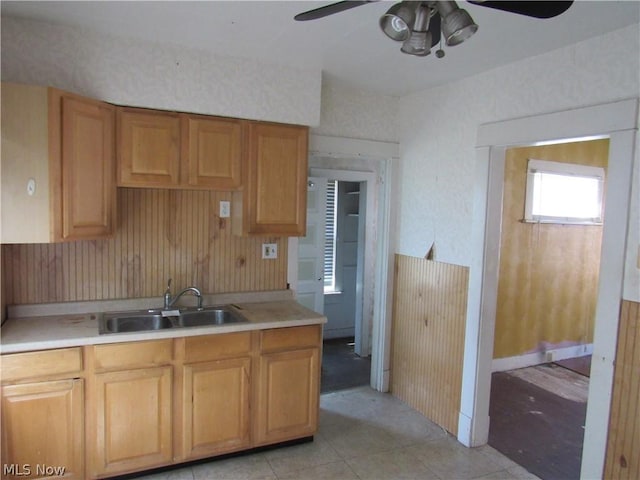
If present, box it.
[524,159,605,225]
[324,180,338,293]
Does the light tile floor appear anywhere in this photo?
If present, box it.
[134,387,540,480]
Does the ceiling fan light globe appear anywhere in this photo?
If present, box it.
[401,31,432,56]
[442,9,478,46]
[380,2,416,41]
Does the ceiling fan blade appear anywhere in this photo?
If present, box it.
[468,1,573,19]
[294,1,375,21]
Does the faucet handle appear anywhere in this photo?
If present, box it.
[165,278,172,293]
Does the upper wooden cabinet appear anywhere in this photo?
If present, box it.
[234,122,308,236]
[58,95,116,240]
[1,83,116,243]
[117,107,243,190]
[183,115,243,190]
[116,108,180,187]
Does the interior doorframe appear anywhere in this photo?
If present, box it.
[310,168,375,358]
[458,98,638,479]
[288,134,399,392]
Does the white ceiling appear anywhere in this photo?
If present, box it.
[2,1,639,97]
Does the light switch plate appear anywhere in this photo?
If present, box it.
[219,201,230,218]
[262,243,277,259]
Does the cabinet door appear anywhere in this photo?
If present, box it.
[58,95,116,240]
[1,379,84,480]
[184,115,243,190]
[182,357,251,459]
[117,108,180,187]
[243,123,308,236]
[92,367,172,476]
[255,348,319,445]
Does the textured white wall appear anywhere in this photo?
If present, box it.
[397,24,640,301]
[1,17,322,126]
[312,76,400,143]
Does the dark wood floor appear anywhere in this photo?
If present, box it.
[321,337,371,393]
[554,355,592,377]
[489,362,590,480]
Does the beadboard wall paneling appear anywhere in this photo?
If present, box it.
[1,247,5,322]
[494,139,608,359]
[604,300,640,479]
[2,188,287,305]
[391,254,469,434]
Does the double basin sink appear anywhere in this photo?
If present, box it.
[98,305,247,334]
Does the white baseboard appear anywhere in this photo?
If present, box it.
[492,343,593,372]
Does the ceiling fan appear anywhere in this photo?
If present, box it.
[294,1,573,58]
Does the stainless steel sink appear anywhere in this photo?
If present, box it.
[177,307,246,327]
[99,313,174,334]
[98,306,247,334]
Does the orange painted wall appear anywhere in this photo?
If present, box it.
[494,139,608,359]
[2,188,287,305]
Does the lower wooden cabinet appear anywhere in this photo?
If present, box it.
[255,325,321,446]
[1,379,84,480]
[180,332,252,459]
[255,348,320,445]
[1,324,322,479]
[182,357,251,458]
[93,367,173,477]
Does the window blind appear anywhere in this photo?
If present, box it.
[324,180,337,291]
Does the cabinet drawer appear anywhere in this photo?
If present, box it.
[184,332,251,363]
[260,325,321,353]
[94,339,173,372]
[1,348,83,383]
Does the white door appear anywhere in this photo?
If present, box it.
[296,177,326,313]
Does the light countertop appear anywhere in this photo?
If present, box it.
[0,292,326,354]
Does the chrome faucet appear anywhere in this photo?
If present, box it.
[163,278,203,310]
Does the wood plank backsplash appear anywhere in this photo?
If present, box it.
[604,300,640,479]
[2,188,287,305]
[391,254,469,434]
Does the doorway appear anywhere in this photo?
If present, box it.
[487,139,607,478]
[306,168,377,358]
[298,172,375,392]
[322,180,371,392]
[459,98,637,479]
[288,134,399,394]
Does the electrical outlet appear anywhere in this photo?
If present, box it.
[219,201,230,218]
[262,243,277,259]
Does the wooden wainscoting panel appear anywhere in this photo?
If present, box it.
[2,189,287,304]
[391,254,469,434]
[604,300,640,480]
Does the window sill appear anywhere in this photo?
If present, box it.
[521,218,603,226]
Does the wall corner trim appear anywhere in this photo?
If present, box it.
[309,134,399,159]
[476,98,639,148]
